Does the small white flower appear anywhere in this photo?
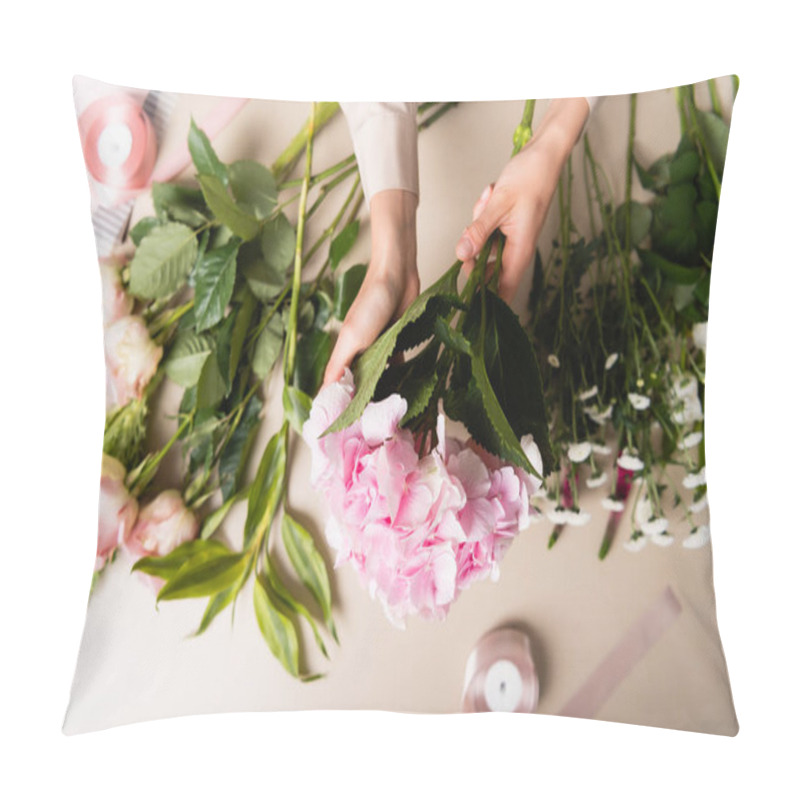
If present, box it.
[689,495,708,513]
[579,385,598,402]
[566,509,591,527]
[546,508,571,524]
[605,353,619,370]
[678,431,703,450]
[591,442,612,456]
[602,497,625,512]
[623,536,648,553]
[683,467,707,489]
[642,517,669,536]
[683,524,710,549]
[692,322,708,352]
[586,472,608,489]
[585,404,614,424]
[628,392,651,411]
[649,533,675,547]
[568,441,592,463]
[617,450,644,471]
[634,497,653,527]
[548,354,560,368]
[671,375,704,425]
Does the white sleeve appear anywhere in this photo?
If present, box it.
[340,102,419,207]
[585,96,600,114]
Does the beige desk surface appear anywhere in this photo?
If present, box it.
[64,87,737,735]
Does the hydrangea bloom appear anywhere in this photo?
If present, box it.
[302,370,543,628]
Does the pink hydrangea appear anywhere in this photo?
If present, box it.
[302,369,543,628]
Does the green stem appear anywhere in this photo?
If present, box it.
[284,102,316,383]
[708,79,722,117]
[272,102,339,184]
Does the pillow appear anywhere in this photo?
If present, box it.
[64,74,738,735]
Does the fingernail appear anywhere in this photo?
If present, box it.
[480,184,491,202]
[456,236,475,260]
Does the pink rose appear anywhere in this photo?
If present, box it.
[99,257,133,326]
[97,453,138,570]
[104,315,162,409]
[124,489,198,560]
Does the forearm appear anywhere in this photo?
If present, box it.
[368,189,418,277]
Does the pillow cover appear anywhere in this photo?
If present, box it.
[64,74,738,735]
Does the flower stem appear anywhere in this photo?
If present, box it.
[272,102,338,184]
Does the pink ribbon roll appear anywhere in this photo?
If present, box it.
[462,627,539,713]
[79,95,157,194]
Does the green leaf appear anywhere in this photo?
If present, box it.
[188,118,228,185]
[132,539,230,579]
[324,262,461,435]
[164,331,213,388]
[333,263,367,320]
[129,216,159,245]
[668,150,700,184]
[282,514,337,642]
[455,290,553,476]
[253,576,300,677]
[638,249,704,285]
[693,270,711,306]
[260,212,295,273]
[198,174,261,242]
[228,160,278,220]
[193,241,239,332]
[696,110,729,175]
[227,290,257,384]
[635,154,671,192]
[200,485,250,540]
[218,394,263,501]
[329,220,360,271]
[295,328,333,396]
[193,587,237,636]
[196,350,227,409]
[374,338,439,422]
[394,294,465,354]
[152,182,208,227]
[243,424,286,549]
[433,316,471,354]
[283,385,313,434]
[252,312,284,380]
[614,201,652,249]
[129,222,198,300]
[158,550,248,601]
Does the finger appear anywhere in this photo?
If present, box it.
[456,187,507,262]
[472,184,494,221]
[497,228,536,303]
[322,322,362,387]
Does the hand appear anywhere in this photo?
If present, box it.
[323,189,419,386]
[455,98,591,302]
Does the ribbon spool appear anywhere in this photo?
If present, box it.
[79,94,157,196]
[462,627,539,713]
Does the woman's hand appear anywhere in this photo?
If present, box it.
[323,189,419,386]
[455,98,591,302]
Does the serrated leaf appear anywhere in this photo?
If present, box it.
[253,575,300,677]
[324,262,461,435]
[218,394,263,501]
[433,316,471,354]
[282,514,337,642]
[198,174,261,242]
[228,160,277,220]
[243,424,286,549]
[252,312,284,380]
[152,182,209,227]
[240,240,284,302]
[164,331,213,387]
[614,201,652,249]
[329,220,360,271]
[132,539,230,579]
[260,212,295,274]
[188,119,228,185]
[333,263,367,320]
[129,222,198,300]
[193,241,239,332]
[227,290,257,384]
[157,550,247,601]
[196,350,227,409]
[129,216,159,245]
[394,294,465,354]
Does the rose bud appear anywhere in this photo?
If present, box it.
[97,453,139,570]
[104,315,162,409]
[124,489,199,560]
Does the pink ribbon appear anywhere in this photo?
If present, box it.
[558,586,682,719]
